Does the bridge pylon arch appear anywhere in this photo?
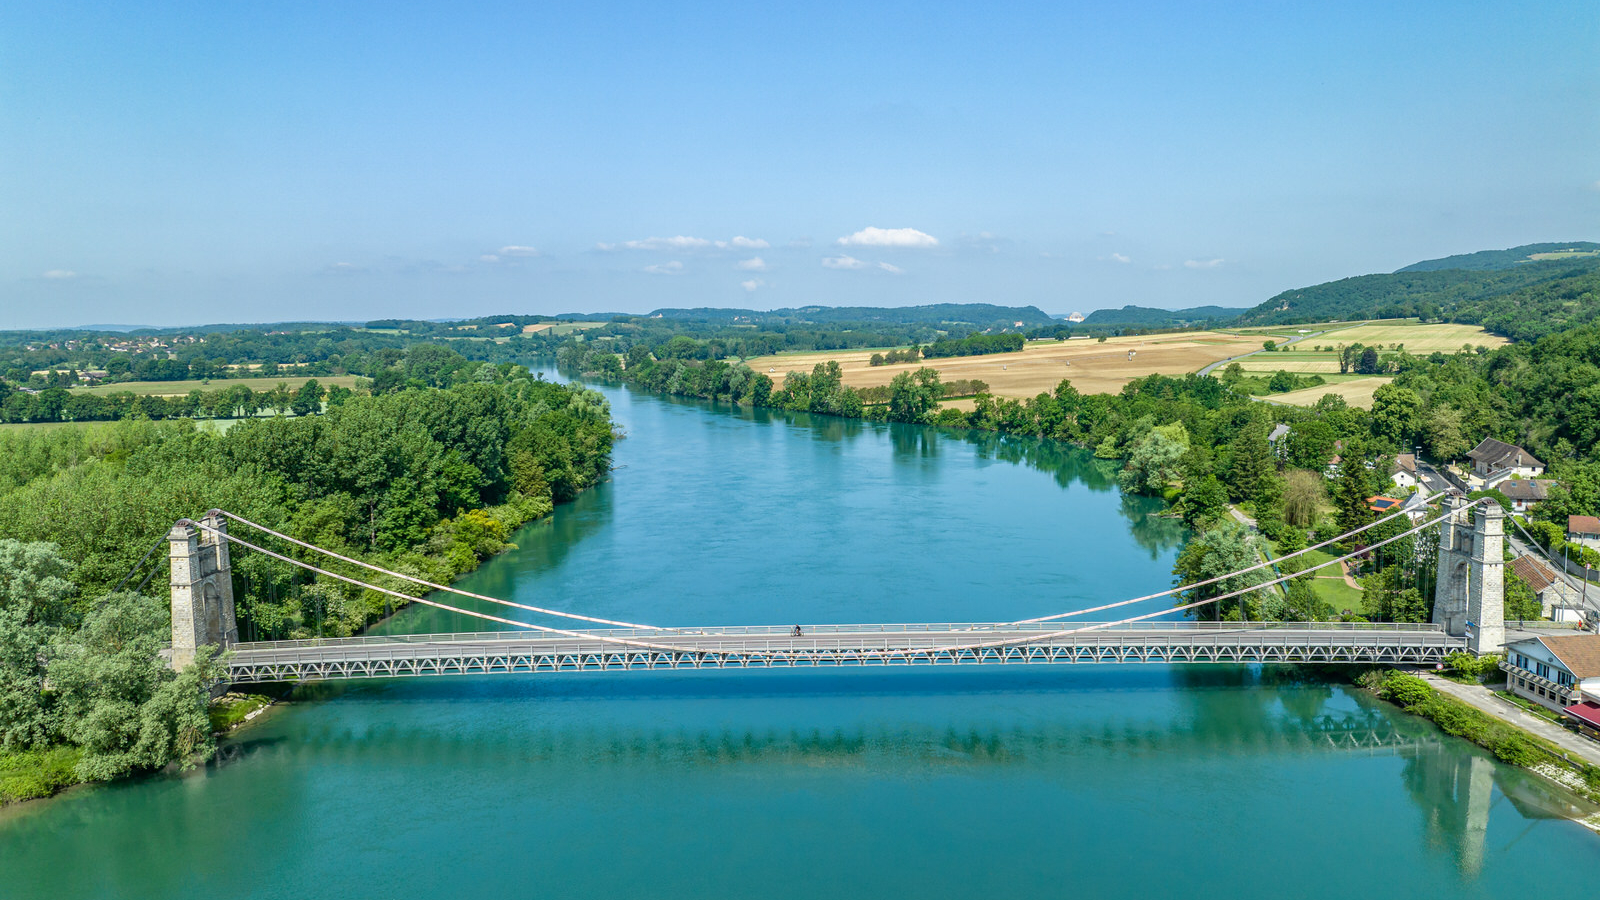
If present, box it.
[169,511,237,670]
[1432,497,1504,654]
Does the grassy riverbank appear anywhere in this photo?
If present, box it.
[0,748,83,805]
[1358,668,1600,807]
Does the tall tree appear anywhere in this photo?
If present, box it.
[1225,423,1275,503]
[1369,384,1421,449]
[1118,423,1189,495]
[1172,523,1276,621]
[1283,469,1326,529]
[1332,439,1376,537]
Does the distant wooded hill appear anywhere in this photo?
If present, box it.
[1395,242,1600,272]
[646,303,1058,328]
[1078,305,1246,328]
[1226,243,1600,339]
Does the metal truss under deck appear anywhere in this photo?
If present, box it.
[224,623,1465,684]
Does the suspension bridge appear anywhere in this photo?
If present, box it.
[161,494,1511,685]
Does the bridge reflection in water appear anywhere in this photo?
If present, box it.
[213,669,1596,879]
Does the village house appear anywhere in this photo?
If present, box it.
[1569,516,1600,553]
[1501,635,1600,736]
[1498,478,1557,514]
[1509,555,1586,622]
[1400,490,1431,523]
[1390,453,1418,491]
[1464,438,1544,486]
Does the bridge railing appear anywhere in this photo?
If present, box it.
[229,621,1447,653]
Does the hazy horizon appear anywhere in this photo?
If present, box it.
[4,2,1596,330]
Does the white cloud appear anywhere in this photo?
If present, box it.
[740,279,765,292]
[1184,258,1225,269]
[736,257,768,271]
[599,236,714,251]
[479,254,500,263]
[644,261,684,275]
[787,237,813,249]
[601,235,764,252]
[1108,252,1131,264]
[837,226,939,248]
[498,245,541,257]
[878,262,904,274]
[822,255,868,269]
[41,269,77,279]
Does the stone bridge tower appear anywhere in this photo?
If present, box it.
[1432,497,1504,654]
[169,511,237,670]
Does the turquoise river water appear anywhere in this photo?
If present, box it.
[2,381,1597,898]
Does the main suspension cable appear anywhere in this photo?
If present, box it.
[1504,509,1600,615]
[114,536,170,593]
[189,521,765,656]
[211,509,662,630]
[195,502,1473,660]
[997,491,1446,627]
[925,500,1479,655]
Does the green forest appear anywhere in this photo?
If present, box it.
[1235,252,1600,330]
[0,348,614,802]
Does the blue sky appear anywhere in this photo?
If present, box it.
[2,1,1595,329]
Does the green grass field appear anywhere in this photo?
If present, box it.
[70,374,361,397]
[1258,376,1391,409]
[1269,544,1366,615]
[1,417,252,434]
[0,420,90,433]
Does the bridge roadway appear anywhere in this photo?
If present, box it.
[224,621,1466,683]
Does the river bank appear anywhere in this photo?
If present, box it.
[1359,666,1600,827]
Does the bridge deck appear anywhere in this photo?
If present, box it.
[225,622,1465,683]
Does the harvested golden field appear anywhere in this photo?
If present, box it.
[744,332,1264,399]
[522,321,607,335]
[1262,376,1392,409]
[1317,322,1508,353]
[1235,321,1508,375]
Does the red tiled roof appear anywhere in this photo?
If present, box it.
[1569,515,1600,536]
[1538,635,1600,679]
[1564,701,1600,729]
[1511,555,1557,592]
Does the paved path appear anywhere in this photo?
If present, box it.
[1196,327,1334,377]
[1407,669,1600,767]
